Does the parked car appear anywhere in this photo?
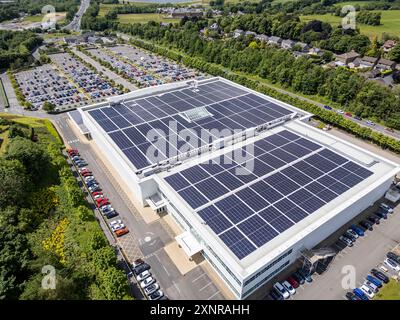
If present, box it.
[339,236,353,247]
[366,120,375,126]
[366,275,382,288]
[383,258,400,272]
[371,269,389,284]
[359,220,373,231]
[323,105,332,110]
[140,276,155,288]
[144,283,159,296]
[269,288,284,300]
[345,292,360,300]
[346,229,359,239]
[133,263,151,276]
[298,269,313,283]
[111,223,125,232]
[375,211,388,220]
[273,282,290,299]
[368,215,380,225]
[105,211,118,219]
[132,258,144,268]
[364,280,379,293]
[360,285,374,299]
[92,191,103,197]
[287,276,299,288]
[380,203,393,213]
[115,227,129,237]
[136,270,151,282]
[387,252,400,264]
[350,225,364,236]
[282,281,296,295]
[353,288,369,300]
[292,272,305,285]
[344,232,357,242]
[149,290,164,301]
[354,116,362,121]
[88,185,101,192]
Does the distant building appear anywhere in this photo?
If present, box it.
[255,34,269,43]
[268,36,282,46]
[382,40,397,53]
[376,58,397,71]
[233,29,245,38]
[209,22,219,31]
[309,47,324,57]
[361,68,381,79]
[335,50,360,66]
[245,31,257,37]
[296,42,310,53]
[293,51,310,59]
[169,8,204,19]
[357,56,379,69]
[281,39,296,50]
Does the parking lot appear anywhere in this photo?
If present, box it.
[86,47,161,88]
[14,64,88,111]
[262,197,400,300]
[107,45,200,83]
[50,52,122,103]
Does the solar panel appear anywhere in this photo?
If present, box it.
[178,186,208,209]
[165,173,190,191]
[195,177,229,201]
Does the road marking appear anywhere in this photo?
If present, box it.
[199,281,213,292]
[192,272,206,283]
[207,290,221,300]
[172,281,181,295]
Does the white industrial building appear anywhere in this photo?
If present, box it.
[70,77,400,299]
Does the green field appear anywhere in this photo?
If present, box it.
[117,13,181,24]
[333,1,381,7]
[300,10,400,39]
[374,280,400,300]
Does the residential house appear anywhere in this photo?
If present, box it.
[268,36,282,46]
[233,29,245,38]
[296,42,310,52]
[169,8,204,18]
[281,39,296,50]
[356,56,378,69]
[376,58,397,71]
[255,34,269,42]
[309,47,324,57]
[335,50,360,66]
[245,31,257,37]
[361,68,381,79]
[209,22,219,31]
[293,51,310,59]
[382,40,397,53]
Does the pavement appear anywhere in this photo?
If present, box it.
[55,115,226,300]
[64,0,90,32]
[71,47,137,92]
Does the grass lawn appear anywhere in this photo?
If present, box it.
[333,1,381,7]
[374,280,400,300]
[272,0,298,4]
[300,10,400,39]
[118,13,181,24]
[0,129,10,156]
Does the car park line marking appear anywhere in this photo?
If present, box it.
[192,272,206,283]
[199,281,213,292]
[172,281,181,295]
[207,290,221,300]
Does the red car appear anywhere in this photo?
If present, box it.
[81,171,92,177]
[92,191,103,197]
[287,276,299,288]
[96,199,110,208]
[67,148,78,154]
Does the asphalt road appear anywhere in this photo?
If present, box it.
[64,0,90,31]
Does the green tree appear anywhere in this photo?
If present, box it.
[98,267,130,300]
[42,102,55,113]
[0,159,30,208]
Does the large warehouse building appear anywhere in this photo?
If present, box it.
[71,77,399,299]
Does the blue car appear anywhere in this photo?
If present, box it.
[350,225,365,237]
[353,288,369,300]
[367,275,383,288]
[298,269,313,283]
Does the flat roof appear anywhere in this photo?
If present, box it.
[157,121,399,277]
[79,77,304,173]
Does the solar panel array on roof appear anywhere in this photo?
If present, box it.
[88,80,294,170]
[165,130,373,260]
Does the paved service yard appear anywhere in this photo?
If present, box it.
[56,114,225,300]
[289,200,400,300]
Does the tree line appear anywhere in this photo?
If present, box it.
[0,116,131,299]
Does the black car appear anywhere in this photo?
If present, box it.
[269,288,283,300]
[359,220,373,231]
[368,215,380,225]
[371,269,389,284]
[387,252,400,264]
[345,292,360,300]
[343,232,356,242]
[134,263,151,276]
[375,211,387,220]
[105,211,118,219]
[354,116,362,121]
[292,271,305,285]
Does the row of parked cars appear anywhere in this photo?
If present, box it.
[336,203,394,248]
[346,250,400,300]
[67,148,129,237]
[268,268,313,300]
[132,258,167,300]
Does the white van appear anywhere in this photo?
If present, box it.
[273,282,290,299]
